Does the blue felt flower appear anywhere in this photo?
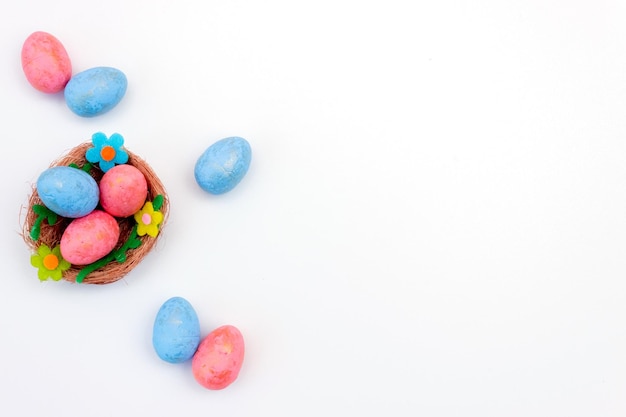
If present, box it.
[86,132,129,172]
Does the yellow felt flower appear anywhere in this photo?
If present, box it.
[134,201,163,237]
[30,244,71,281]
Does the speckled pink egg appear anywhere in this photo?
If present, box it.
[21,31,72,93]
[60,210,120,265]
[99,164,148,217]
[192,325,245,390]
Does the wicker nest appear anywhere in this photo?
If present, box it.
[22,142,169,285]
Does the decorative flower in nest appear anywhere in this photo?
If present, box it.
[22,132,168,285]
[135,199,164,238]
[30,244,71,281]
[86,132,129,172]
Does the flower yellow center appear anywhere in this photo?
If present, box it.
[43,254,59,270]
[142,213,152,225]
[100,146,116,161]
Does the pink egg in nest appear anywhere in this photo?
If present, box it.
[100,164,148,217]
[60,210,120,265]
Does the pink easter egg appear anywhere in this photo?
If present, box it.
[192,325,245,390]
[99,164,148,217]
[21,31,72,93]
[60,210,120,265]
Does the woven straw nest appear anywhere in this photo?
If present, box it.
[22,142,169,285]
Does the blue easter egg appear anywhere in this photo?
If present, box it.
[194,137,252,195]
[37,166,99,218]
[64,67,127,117]
[153,297,201,364]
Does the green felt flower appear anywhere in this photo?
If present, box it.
[30,244,71,281]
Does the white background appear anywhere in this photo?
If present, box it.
[1,1,625,416]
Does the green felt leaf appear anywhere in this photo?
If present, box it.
[45,211,58,225]
[153,194,164,211]
[32,205,58,224]
[114,251,127,263]
[29,218,43,240]
[32,205,47,215]
[29,205,58,240]
[76,255,113,283]
[68,162,93,173]
[113,226,142,263]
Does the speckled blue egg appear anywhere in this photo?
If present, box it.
[37,166,99,218]
[64,66,127,117]
[153,297,201,364]
[194,137,252,195]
